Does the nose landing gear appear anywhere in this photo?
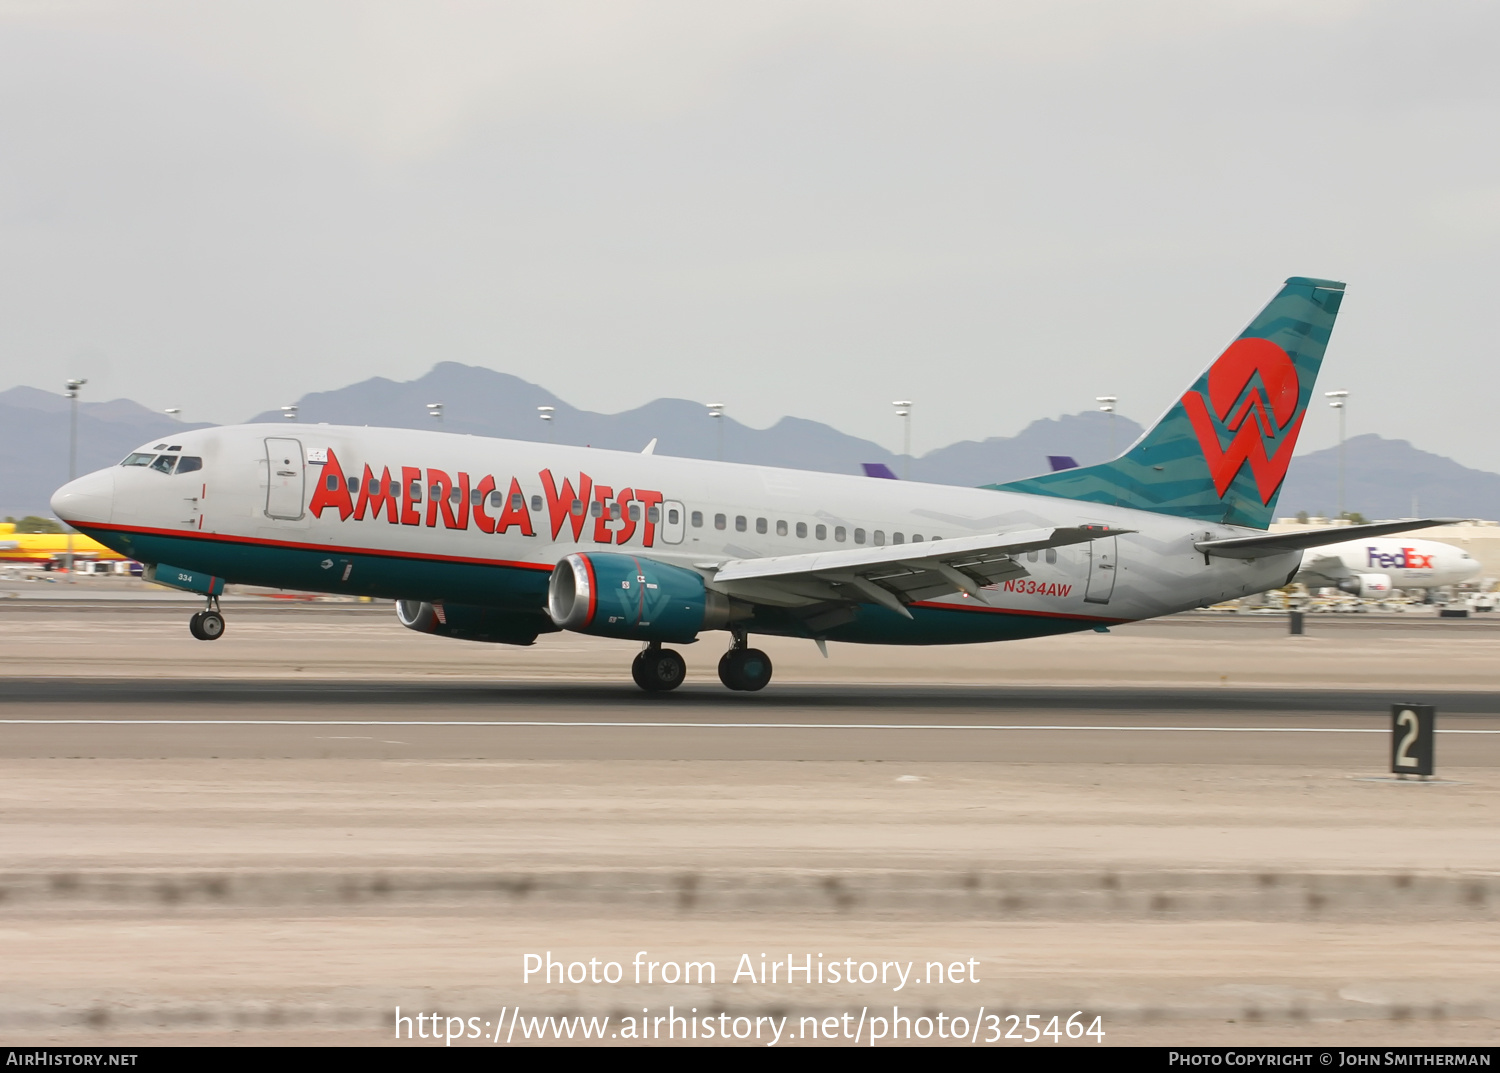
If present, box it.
[189,596,226,641]
[631,643,686,692]
[718,631,772,692]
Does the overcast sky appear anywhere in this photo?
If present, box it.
[1,1,1496,465]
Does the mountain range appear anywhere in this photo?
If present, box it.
[3,363,1496,523]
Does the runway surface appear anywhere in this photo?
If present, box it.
[3,605,1499,1045]
[5,676,1500,765]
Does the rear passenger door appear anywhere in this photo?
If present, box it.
[659,500,686,545]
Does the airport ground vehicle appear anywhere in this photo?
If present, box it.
[52,277,1452,691]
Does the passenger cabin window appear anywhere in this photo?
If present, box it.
[873,530,886,546]
[755,517,767,534]
[368,480,381,496]
[149,455,177,474]
[649,506,662,524]
[1027,551,1038,562]
[776,520,787,536]
[735,516,747,532]
[691,511,703,528]
[853,528,865,544]
[664,508,676,525]
[470,489,482,507]
[816,524,827,540]
[911,534,922,542]
[348,476,359,494]
[531,495,543,511]
[325,474,339,491]
[570,499,585,516]
[796,522,807,538]
[409,481,422,502]
[835,526,846,542]
[591,501,603,518]
[892,533,904,545]
[1046,548,1057,564]
[715,514,726,530]
[629,504,641,522]
[449,488,461,505]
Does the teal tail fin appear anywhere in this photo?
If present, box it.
[993,276,1346,529]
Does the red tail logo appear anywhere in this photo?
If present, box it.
[1181,338,1305,504]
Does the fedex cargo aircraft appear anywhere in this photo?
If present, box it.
[51,277,1457,692]
[1297,537,1481,597]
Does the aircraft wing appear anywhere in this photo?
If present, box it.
[702,526,1131,618]
[1195,519,1465,559]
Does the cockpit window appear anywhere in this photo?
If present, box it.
[152,444,168,450]
[121,453,155,467]
[176,456,202,474]
[149,455,178,474]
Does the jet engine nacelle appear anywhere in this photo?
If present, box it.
[1337,573,1393,598]
[547,552,734,643]
[396,600,553,645]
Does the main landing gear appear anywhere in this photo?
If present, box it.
[718,631,772,692]
[632,644,687,692]
[188,596,226,641]
[627,633,775,693]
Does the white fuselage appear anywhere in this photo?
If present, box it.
[53,424,1303,643]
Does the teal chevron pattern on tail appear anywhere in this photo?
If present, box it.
[992,276,1346,530]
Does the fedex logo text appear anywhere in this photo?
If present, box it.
[1367,546,1433,571]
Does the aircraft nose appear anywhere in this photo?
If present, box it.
[51,468,115,526]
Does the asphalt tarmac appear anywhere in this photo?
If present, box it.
[3,603,1499,1046]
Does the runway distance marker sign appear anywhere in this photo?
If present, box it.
[1391,703,1435,778]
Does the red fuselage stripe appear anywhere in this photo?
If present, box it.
[908,599,1129,625]
[68,520,555,573]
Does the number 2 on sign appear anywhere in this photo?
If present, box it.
[1395,709,1420,769]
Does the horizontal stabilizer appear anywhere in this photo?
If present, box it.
[1195,519,1465,558]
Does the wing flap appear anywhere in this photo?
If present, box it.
[706,526,1130,612]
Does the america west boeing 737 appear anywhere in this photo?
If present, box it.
[50,278,1457,692]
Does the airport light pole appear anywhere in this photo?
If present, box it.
[707,402,725,461]
[64,378,86,577]
[537,405,554,442]
[281,405,298,422]
[426,402,443,425]
[1326,390,1348,520]
[1096,396,1118,458]
[165,407,182,421]
[892,401,912,479]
